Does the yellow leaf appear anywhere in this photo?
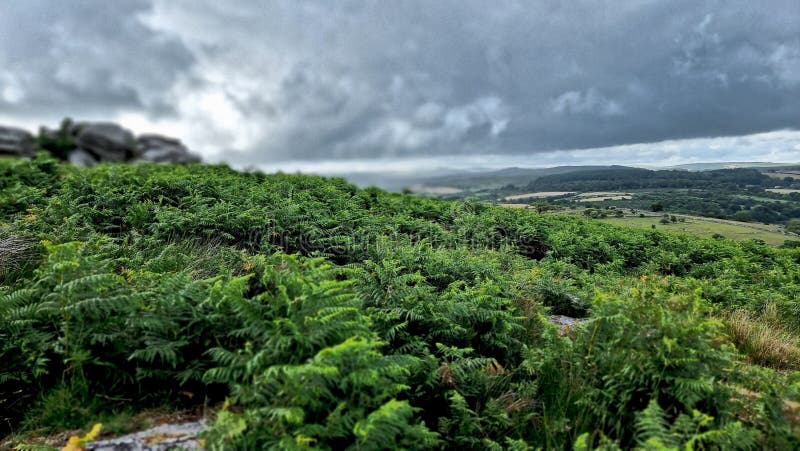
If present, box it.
[62,423,102,451]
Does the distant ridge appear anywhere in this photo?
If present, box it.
[417,165,634,190]
[656,162,800,171]
[350,162,800,192]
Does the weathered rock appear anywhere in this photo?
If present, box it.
[85,421,206,451]
[76,122,136,162]
[137,134,201,164]
[549,315,587,335]
[139,147,201,164]
[0,125,35,157]
[137,133,182,149]
[68,148,98,166]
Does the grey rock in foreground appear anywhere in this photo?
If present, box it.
[77,122,137,162]
[86,421,207,451]
[549,315,587,335]
[0,125,35,157]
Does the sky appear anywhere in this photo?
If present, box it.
[1,0,799,174]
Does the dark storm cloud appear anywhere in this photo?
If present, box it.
[0,0,193,121]
[1,0,799,163]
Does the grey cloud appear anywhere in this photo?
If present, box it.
[0,0,193,121]
[769,43,800,86]
[1,0,799,164]
[551,89,624,117]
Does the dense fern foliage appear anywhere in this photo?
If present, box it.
[2,156,800,448]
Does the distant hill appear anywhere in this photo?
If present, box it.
[343,162,800,192]
[660,162,800,171]
[415,165,633,190]
[525,167,770,191]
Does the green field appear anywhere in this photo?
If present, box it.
[733,194,793,204]
[600,215,792,245]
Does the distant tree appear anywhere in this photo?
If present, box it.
[781,240,800,248]
[36,117,75,160]
[651,203,664,212]
[732,211,753,223]
[531,201,555,213]
[787,219,800,235]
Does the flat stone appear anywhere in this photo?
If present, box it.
[548,315,587,335]
[85,421,207,451]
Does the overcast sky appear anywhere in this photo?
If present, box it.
[1,0,799,172]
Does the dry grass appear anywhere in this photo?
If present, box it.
[503,191,574,200]
[496,203,533,209]
[575,191,633,202]
[576,195,632,202]
[723,305,800,370]
[0,235,38,280]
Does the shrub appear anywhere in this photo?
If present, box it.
[0,241,131,429]
[202,253,438,448]
[632,399,757,449]
[35,118,77,161]
[528,281,741,448]
[787,219,800,235]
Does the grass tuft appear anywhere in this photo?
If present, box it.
[723,305,800,370]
